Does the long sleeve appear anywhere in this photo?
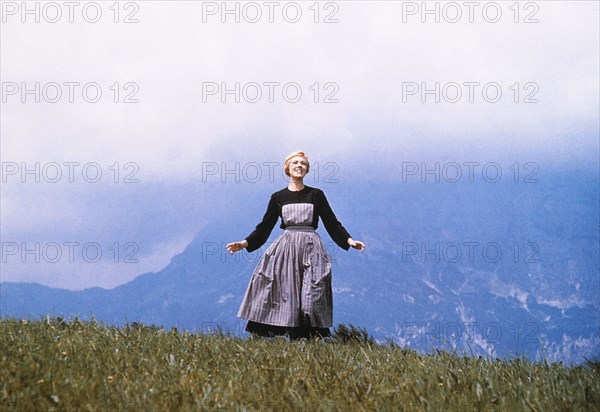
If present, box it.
[244,193,280,253]
[317,189,352,251]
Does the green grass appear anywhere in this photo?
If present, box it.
[1,318,598,411]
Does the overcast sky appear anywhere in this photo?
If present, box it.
[1,1,598,289]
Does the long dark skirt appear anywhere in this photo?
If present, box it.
[245,321,331,340]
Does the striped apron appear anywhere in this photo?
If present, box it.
[237,203,333,327]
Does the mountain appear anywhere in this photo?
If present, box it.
[2,172,599,364]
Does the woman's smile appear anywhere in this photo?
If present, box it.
[289,157,308,177]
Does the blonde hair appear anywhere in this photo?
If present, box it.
[283,151,310,176]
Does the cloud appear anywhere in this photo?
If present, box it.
[1,1,598,288]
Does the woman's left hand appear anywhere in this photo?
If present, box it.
[347,238,365,252]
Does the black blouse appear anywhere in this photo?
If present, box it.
[244,186,352,253]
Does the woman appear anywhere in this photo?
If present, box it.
[226,151,365,339]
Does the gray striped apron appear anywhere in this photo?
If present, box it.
[237,203,333,327]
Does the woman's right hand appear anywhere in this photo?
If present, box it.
[226,240,248,254]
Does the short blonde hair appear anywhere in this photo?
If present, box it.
[284,151,310,176]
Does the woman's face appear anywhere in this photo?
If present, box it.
[288,156,309,179]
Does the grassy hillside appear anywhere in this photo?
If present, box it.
[1,318,598,411]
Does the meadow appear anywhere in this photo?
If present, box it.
[1,318,598,411]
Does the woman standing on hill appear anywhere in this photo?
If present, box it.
[226,151,365,339]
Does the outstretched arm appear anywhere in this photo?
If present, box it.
[225,192,279,254]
